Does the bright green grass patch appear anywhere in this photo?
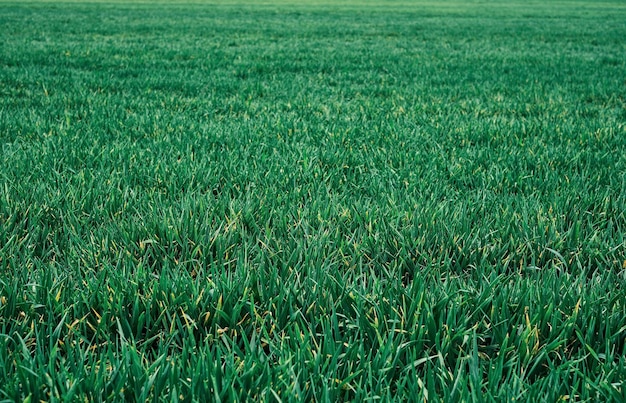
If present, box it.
[1,0,625,401]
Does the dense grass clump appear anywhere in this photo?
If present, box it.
[1,0,625,400]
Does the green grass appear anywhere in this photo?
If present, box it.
[1,0,625,401]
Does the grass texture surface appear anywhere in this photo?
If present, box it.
[1,0,625,401]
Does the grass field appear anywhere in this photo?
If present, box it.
[1,0,625,401]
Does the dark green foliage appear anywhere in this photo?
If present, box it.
[1,0,625,401]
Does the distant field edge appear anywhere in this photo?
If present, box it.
[2,0,626,10]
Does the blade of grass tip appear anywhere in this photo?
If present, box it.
[545,247,567,270]
[139,367,160,402]
[51,311,68,344]
[469,330,481,401]
[405,354,439,372]
[575,329,600,363]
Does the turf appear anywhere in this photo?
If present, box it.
[1,0,625,401]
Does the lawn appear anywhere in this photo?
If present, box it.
[1,0,625,401]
